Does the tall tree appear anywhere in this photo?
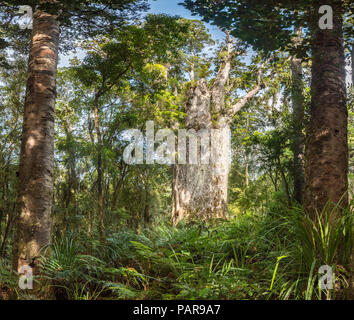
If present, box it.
[11,7,60,275]
[304,1,348,216]
[172,34,270,224]
[1,0,148,273]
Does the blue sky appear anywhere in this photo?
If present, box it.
[148,0,225,41]
[59,0,225,67]
[149,0,196,17]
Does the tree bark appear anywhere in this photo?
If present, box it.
[304,1,348,217]
[291,28,305,205]
[94,94,105,245]
[12,10,59,273]
[172,35,267,224]
[172,80,231,224]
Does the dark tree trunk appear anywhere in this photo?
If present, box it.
[12,10,59,273]
[304,1,348,216]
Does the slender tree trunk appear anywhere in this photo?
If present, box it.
[245,156,249,187]
[60,120,77,235]
[304,1,348,217]
[291,29,305,204]
[245,115,250,187]
[143,169,151,227]
[111,179,121,213]
[12,10,59,273]
[351,43,353,86]
[0,205,15,258]
[278,157,291,207]
[111,163,127,213]
[268,169,278,192]
[63,122,77,210]
[94,94,105,245]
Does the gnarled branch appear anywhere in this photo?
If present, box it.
[228,57,271,116]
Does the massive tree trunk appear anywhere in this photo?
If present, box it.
[172,35,267,224]
[12,10,59,273]
[304,1,348,216]
[291,28,305,205]
[172,80,231,224]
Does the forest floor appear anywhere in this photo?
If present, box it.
[1,201,352,300]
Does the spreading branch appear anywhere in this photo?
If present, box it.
[211,31,237,113]
[228,57,271,116]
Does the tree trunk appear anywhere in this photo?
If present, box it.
[12,10,59,273]
[278,157,292,207]
[172,34,268,224]
[172,80,231,224]
[245,155,249,187]
[245,115,250,187]
[304,1,348,217]
[94,94,105,245]
[351,43,353,86]
[291,29,305,204]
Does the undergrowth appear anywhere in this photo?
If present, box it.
[0,202,352,300]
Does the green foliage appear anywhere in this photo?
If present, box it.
[0,3,352,302]
[182,0,352,56]
[1,0,149,52]
[0,199,345,300]
[292,203,353,269]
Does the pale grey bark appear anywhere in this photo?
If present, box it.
[172,35,268,224]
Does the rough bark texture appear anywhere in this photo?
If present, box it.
[12,10,59,273]
[172,35,267,224]
[291,29,305,205]
[304,1,348,217]
[172,80,231,224]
